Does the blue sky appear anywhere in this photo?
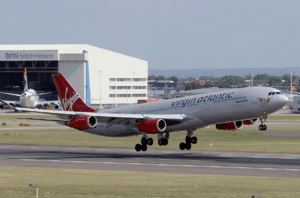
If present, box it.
[1,0,300,70]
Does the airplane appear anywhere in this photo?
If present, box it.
[0,69,61,111]
[16,73,288,152]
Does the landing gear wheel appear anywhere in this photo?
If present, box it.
[179,142,186,150]
[263,125,267,131]
[147,138,153,146]
[186,143,191,150]
[14,110,18,112]
[192,136,198,144]
[142,144,147,152]
[185,136,192,144]
[259,125,263,131]
[162,138,168,146]
[135,144,142,152]
[141,137,147,145]
[158,139,163,146]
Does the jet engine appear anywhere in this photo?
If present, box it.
[54,104,60,109]
[216,121,243,131]
[69,115,97,130]
[243,118,258,125]
[138,119,167,133]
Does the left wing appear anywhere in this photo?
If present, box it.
[36,100,60,105]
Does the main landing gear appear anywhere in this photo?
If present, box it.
[259,115,267,131]
[179,130,198,150]
[158,132,169,146]
[135,135,153,152]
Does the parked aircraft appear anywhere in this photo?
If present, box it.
[17,73,288,152]
[0,69,60,111]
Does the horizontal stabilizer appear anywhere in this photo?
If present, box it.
[31,92,52,97]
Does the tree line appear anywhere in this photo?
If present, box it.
[149,74,299,90]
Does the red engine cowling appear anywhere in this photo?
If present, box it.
[216,121,243,131]
[69,115,97,130]
[138,119,167,133]
[243,118,258,125]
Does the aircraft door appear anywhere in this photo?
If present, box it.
[247,88,262,116]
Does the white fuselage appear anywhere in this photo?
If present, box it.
[62,87,288,137]
[20,89,39,108]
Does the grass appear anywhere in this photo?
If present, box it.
[0,115,56,121]
[1,129,300,153]
[267,115,300,121]
[0,166,299,198]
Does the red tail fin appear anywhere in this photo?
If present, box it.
[52,73,96,112]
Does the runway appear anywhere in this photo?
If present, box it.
[0,145,300,178]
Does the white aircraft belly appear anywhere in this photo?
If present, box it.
[20,96,36,108]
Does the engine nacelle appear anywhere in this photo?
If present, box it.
[216,121,243,131]
[54,104,60,109]
[243,118,258,125]
[69,115,97,130]
[138,119,167,133]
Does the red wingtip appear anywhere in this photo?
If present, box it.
[53,74,96,112]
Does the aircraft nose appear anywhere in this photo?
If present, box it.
[280,94,289,104]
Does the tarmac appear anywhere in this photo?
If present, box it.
[0,145,300,179]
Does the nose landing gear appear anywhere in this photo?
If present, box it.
[179,130,197,150]
[259,115,267,131]
[135,135,153,152]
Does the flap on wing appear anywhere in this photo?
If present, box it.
[18,117,68,122]
[16,108,76,115]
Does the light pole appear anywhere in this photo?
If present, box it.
[290,70,293,101]
[29,184,39,198]
[153,87,156,99]
[98,71,103,109]
[250,71,254,87]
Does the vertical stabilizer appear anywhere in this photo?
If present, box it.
[52,73,96,112]
[23,68,28,91]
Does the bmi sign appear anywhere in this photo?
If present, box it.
[0,50,59,61]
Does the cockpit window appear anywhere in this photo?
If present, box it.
[269,92,281,95]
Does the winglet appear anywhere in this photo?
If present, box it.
[52,73,96,112]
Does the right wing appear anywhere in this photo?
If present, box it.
[0,92,21,97]
[0,99,21,108]
[15,107,188,127]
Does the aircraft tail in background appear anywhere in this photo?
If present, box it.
[23,68,28,91]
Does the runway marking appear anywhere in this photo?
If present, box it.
[8,158,300,172]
